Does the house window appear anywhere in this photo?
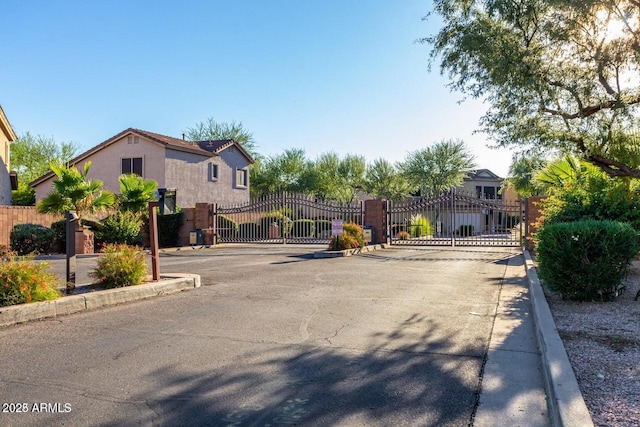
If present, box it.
[209,162,219,181]
[235,168,248,188]
[484,186,496,199]
[122,157,143,176]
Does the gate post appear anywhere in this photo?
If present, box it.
[364,199,387,245]
[195,203,215,245]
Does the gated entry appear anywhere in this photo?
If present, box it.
[388,190,524,247]
[214,193,363,244]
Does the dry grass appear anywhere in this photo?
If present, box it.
[544,261,640,427]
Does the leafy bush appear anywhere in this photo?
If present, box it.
[156,211,183,248]
[536,220,639,301]
[94,211,143,249]
[90,244,148,289]
[259,213,292,238]
[217,215,238,239]
[0,255,61,306]
[51,219,67,253]
[11,187,35,206]
[396,231,410,240]
[10,224,55,255]
[457,225,475,237]
[238,222,258,239]
[409,214,432,237]
[328,223,365,250]
[291,219,315,238]
[315,220,332,238]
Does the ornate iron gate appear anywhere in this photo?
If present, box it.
[214,193,363,244]
[388,190,524,247]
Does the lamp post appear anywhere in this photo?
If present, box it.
[65,210,78,292]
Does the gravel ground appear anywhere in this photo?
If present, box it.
[544,261,640,427]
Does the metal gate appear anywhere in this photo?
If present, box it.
[214,193,363,244]
[388,190,524,247]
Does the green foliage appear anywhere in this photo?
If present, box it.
[156,211,183,248]
[94,211,143,248]
[259,213,292,238]
[456,225,475,237]
[10,132,78,185]
[291,219,315,238]
[50,219,66,252]
[90,244,148,289]
[217,215,238,239]
[536,220,639,301]
[118,174,158,216]
[363,158,413,202]
[36,161,116,224]
[250,149,313,196]
[11,186,35,206]
[409,214,432,237]
[10,224,54,255]
[426,0,640,178]
[185,117,258,158]
[0,255,61,307]
[504,154,548,198]
[328,223,365,250]
[401,139,476,194]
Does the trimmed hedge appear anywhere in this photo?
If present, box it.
[291,219,315,238]
[10,224,54,255]
[157,211,183,248]
[217,215,238,239]
[536,220,639,301]
[238,222,258,239]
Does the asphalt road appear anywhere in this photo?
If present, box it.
[1,244,521,426]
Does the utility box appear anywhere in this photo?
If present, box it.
[189,229,203,245]
[363,226,374,245]
[158,188,177,215]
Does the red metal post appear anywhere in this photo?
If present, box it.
[148,201,160,281]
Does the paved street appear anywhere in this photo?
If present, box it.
[1,245,537,426]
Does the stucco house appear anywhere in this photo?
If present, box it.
[31,128,254,209]
[0,105,18,205]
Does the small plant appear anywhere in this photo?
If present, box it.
[0,255,61,307]
[328,223,365,250]
[94,211,143,248]
[259,212,292,238]
[409,214,432,237]
[536,220,639,301]
[396,231,410,240]
[10,224,55,255]
[90,244,148,289]
[457,224,475,237]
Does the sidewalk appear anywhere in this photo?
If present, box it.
[474,250,593,427]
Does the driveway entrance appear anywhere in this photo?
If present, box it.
[1,245,545,426]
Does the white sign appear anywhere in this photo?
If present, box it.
[331,219,344,236]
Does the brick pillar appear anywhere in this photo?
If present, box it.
[364,199,387,245]
[525,196,546,250]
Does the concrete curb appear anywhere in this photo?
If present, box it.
[0,273,201,328]
[313,244,386,258]
[523,249,594,427]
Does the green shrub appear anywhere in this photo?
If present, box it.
[10,224,55,255]
[409,214,432,237]
[217,215,238,239]
[291,219,315,237]
[259,213,292,238]
[457,225,475,237]
[536,220,639,301]
[157,211,183,248]
[90,244,148,289]
[11,187,35,206]
[315,220,332,237]
[94,211,143,249]
[0,255,61,306]
[51,219,67,253]
[238,222,258,238]
[328,223,365,250]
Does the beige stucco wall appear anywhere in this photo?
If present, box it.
[0,106,16,205]
[165,145,250,208]
[35,135,167,201]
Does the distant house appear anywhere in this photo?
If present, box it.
[31,128,255,208]
[0,105,18,205]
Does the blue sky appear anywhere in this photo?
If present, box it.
[2,0,512,177]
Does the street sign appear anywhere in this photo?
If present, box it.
[331,219,344,236]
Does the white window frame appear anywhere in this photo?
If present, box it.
[209,162,219,182]
[235,167,248,188]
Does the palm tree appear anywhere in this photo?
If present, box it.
[36,161,116,228]
[118,174,158,217]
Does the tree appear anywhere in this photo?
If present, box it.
[426,0,640,178]
[400,139,476,194]
[311,153,366,202]
[504,154,548,197]
[362,158,413,201]
[251,148,312,196]
[36,161,116,227]
[185,117,258,158]
[118,174,158,216]
[10,132,79,205]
